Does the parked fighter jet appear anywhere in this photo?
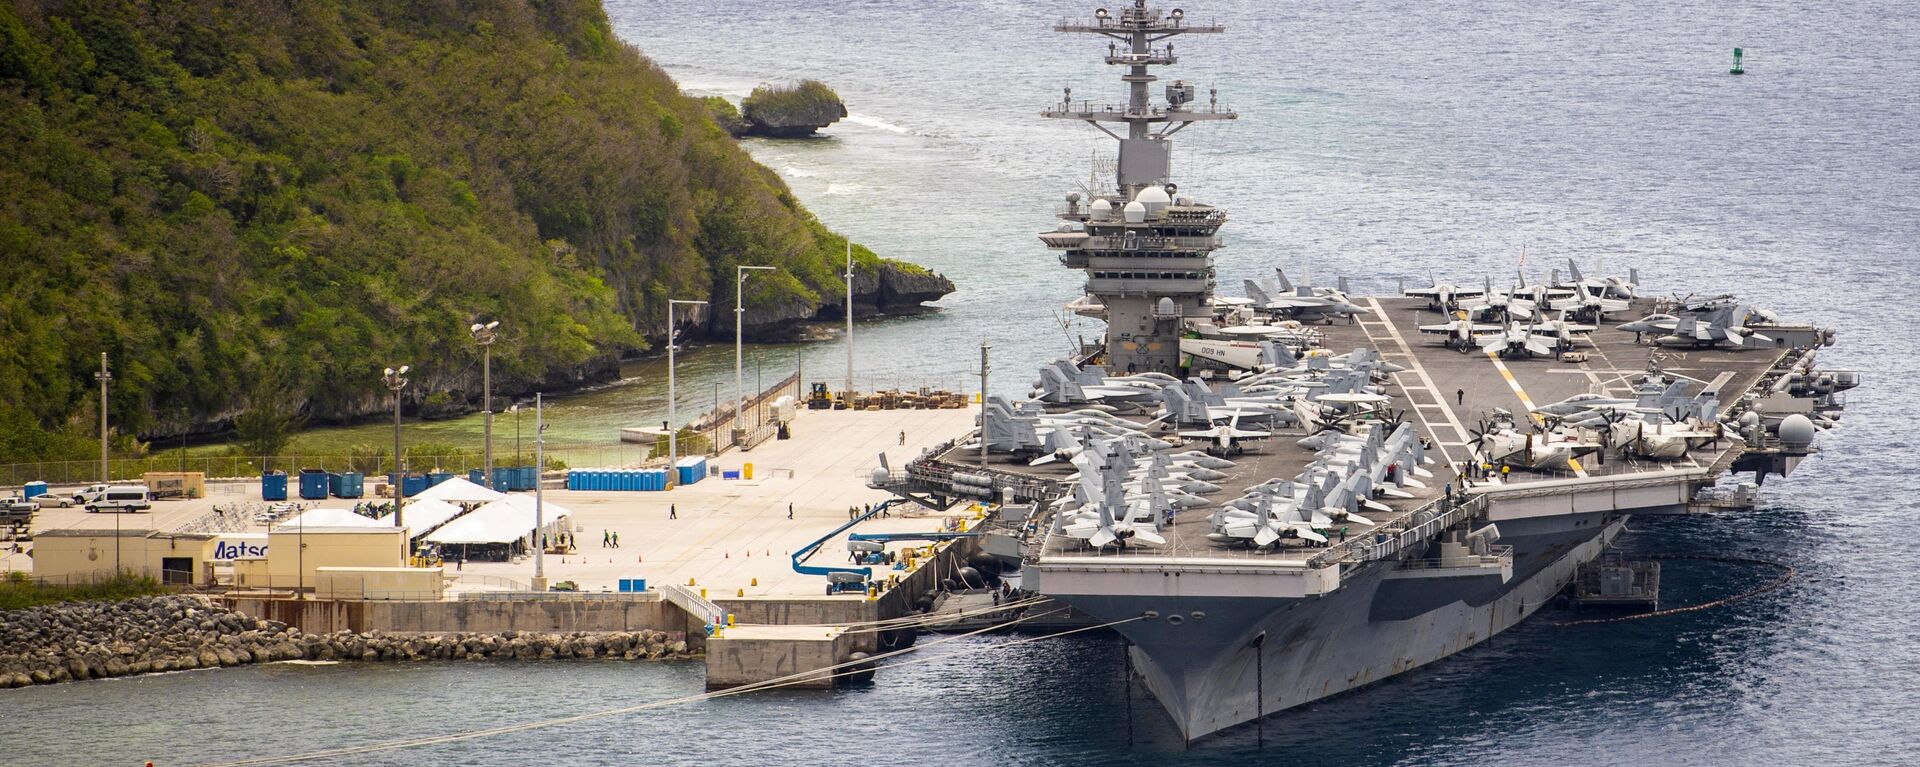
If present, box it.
[975,395,1053,454]
[1481,320,1557,359]
[1403,275,1488,311]
[1419,317,1504,351]
[1245,279,1368,325]
[1617,310,1774,349]
[1036,427,1178,467]
[1526,312,1598,352]
[1558,259,1639,300]
[1178,410,1271,456]
[1550,286,1631,322]
[1057,448,1166,549]
[1531,392,1638,420]
[1458,277,1534,321]
[1171,451,1237,470]
[1030,360,1168,405]
[1275,268,1351,299]
[1298,468,1384,527]
[1160,383,1291,426]
[1209,485,1326,547]
[1507,270,1575,316]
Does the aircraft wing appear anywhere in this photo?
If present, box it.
[1315,392,1392,404]
[1664,429,1719,439]
[1262,296,1333,309]
[1217,325,1292,338]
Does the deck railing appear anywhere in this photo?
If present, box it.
[1392,545,1513,571]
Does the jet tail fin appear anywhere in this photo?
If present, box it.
[1259,340,1297,368]
[1244,279,1271,305]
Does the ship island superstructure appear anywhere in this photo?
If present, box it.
[870,0,1858,743]
[1038,1,1234,376]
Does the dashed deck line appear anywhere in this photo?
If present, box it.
[1361,299,1471,467]
[1482,349,1589,478]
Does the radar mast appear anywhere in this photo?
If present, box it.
[1040,0,1236,375]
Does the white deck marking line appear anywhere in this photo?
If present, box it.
[1482,348,1589,478]
[1577,362,1605,390]
[1362,298,1473,468]
[1584,321,1666,397]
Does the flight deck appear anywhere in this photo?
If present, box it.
[925,295,1810,565]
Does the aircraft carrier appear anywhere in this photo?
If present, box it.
[870,0,1857,743]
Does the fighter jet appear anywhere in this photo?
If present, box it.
[1508,271,1576,316]
[1298,469,1384,527]
[1615,313,1680,336]
[1159,383,1289,426]
[1245,279,1369,325]
[1178,410,1272,456]
[1207,486,1327,548]
[1531,392,1638,419]
[1030,360,1167,405]
[1057,448,1167,549]
[1481,320,1557,359]
[1171,450,1238,470]
[1419,317,1504,351]
[1457,277,1535,321]
[1403,274,1488,312]
[1549,285,1631,322]
[1618,311,1774,349]
[1558,259,1639,300]
[974,395,1054,454]
[1275,268,1351,300]
[1526,312,1598,352]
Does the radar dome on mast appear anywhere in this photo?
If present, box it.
[1135,185,1170,217]
[1039,0,1235,375]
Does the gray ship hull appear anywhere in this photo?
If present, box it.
[1051,513,1621,740]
